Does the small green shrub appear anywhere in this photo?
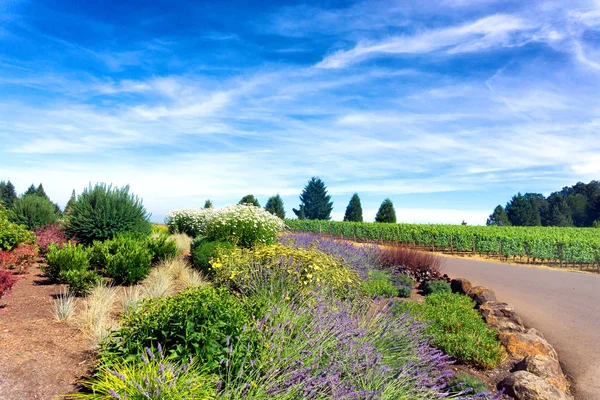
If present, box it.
[191,237,233,275]
[45,242,90,282]
[423,279,451,295]
[397,285,412,298]
[59,269,101,296]
[101,286,250,374]
[65,183,151,245]
[393,292,505,369]
[151,224,170,235]
[146,233,179,263]
[392,272,414,288]
[360,270,397,298]
[8,194,59,230]
[0,205,37,251]
[448,372,489,395]
[94,236,152,285]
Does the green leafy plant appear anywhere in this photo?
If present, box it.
[45,242,90,282]
[101,286,250,375]
[360,270,397,298]
[59,268,101,296]
[146,233,179,263]
[91,236,153,284]
[393,292,505,369]
[447,372,489,395]
[0,205,37,251]
[423,280,451,295]
[8,194,59,230]
[191,237,233,275]
[65,183,151,245]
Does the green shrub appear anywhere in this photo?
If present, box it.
[92,236,152,284]
[0,212,36,251]
[397,285,412,298]
[101,286,250,374]
[360,270,397,298]
[59,268,100,296]
[8,195,59,230]
[448,372,489,395]
[65,183,151,245]
[74,348,217,399]
[393,292,505,369]
[392,272,414,288]
[151,224,170,235]
[146,233,179,263]
[423,279,451,295]
[191,237,234,275]
[45,242,90,282]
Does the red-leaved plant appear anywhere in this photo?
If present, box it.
[0,244,38,274]
[0,269,17,300]
[377,246,445,281]
[35,225,69,255]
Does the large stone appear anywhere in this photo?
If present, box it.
[499,371,572,400]
[479,301,524,332]
[467,286,497,306]
[499,332,558,360]
[450,278,472,294]
[525,328,545,339]
[515,355,569,393]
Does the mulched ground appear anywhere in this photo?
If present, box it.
[0,266,94,400]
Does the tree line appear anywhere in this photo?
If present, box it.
[487,180,600,227]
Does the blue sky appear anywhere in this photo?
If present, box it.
[1,0,600,224]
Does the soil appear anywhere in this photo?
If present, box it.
[0,266,94,400]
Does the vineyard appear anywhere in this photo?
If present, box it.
[286,220,600,271]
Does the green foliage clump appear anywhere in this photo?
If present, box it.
[151,224,169,235]
[191,237,233,275]
[204,199,213,209]
[343,193,363,222]
[392,272,414,288]
[447,372,489,395]
[91,236,153,284]
[59,269,100,296]
[8,194,59,230]
[486,205,511,226]
[293,177,333,220]
[360,270,397,298]
[101,286,250,373]
[238,194,260,207]
[45,242,91,282]
[0,181,17,208]
[65,183,151,245]
[375,198,396,223]
[423,280,451,295]
[264,194,286,219]
[394,292,505,369]
[146,233,179,263]
[0,205,36,251]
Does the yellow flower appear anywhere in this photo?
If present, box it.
[250,381,257,388]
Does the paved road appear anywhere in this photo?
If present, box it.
[443,258,600,400]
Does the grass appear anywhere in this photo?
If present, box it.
[393,292,506,369]
[53,288,75,321]
[170,233,192,255]
[78,282,119,345]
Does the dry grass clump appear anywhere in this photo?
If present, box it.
[53,288,75,322]
[169,233,192,255]
[78,282,119,345]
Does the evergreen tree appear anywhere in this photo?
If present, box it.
[505,193,539,226]
[35,183,49,199]
[265,194,286,219]
[293,177,333,220]
[343,193,363,222]
[523,193,545,226]
[375,198,396,223]
[64,190,76,215]
[24,184,37,197]
[238,194,260,207]
[486,205,511,226]
[204,199,213,209]
[567,194,588,227]
[0,181,17,208]
[546,193,573,227]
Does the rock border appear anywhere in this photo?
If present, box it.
[451,279,573,400]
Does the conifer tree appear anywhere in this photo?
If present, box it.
[35,183,49,199]
[0,181,17,208]
[265,194,286,219]
[64,190,76,215]
[375,198,396,223]
[293,177,333,220]
[486,205,511,226]
[546,193,573,227]
[505,193,539,226]
[204,199,213,209]
[24,184,37,197]
[343,193,363,222]
[238,194,260,207]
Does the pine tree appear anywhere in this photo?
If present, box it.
[0,181,17,208]
[64,190,76,215]
[486,205,511,226]
[35,183,49,199]
[505,193,539,226]
[238,194,260,207]
[293,177,333,220]
[265,194,286,219]
[24,184,37,197]
[375,198,396,223]
[546,193,573,227]
[566,194,588,227]
[204,199,213,209]
[343,193,363,222]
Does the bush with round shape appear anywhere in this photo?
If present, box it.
[0,269,17,300]
[164,208,214,237]
[45,242,91,282]
[360,269,397,298]
[92,236,153,285]
[8,194,59,230]
[423,280,452,295]
[59,269,101,296]
[65,184,151,245]
[0,205,37,251]
[146,233,179,263]
[101,286,250,375]
[191,237,234,275]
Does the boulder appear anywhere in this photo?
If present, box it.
[499,332,558,360]
[525,328,545,339]
[479,301,524,332]
[499,371,572,400]
[467,286,497,306]
[450,278,472,294]
[515,355,569,392]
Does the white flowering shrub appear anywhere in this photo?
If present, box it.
[165,204,285,247]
